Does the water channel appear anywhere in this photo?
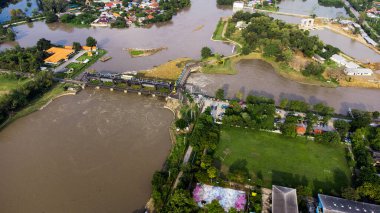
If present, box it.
[187,59,380,114]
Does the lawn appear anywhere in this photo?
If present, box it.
[139,57,191,80]
[0,76,30,96]
[130,50,144,56]
[214,127,351,194]
[212,19,226,41]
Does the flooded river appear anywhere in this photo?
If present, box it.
[277,0,348,18]
[188,59,380,114]
[0,0,39,23]
[0,90,173,213]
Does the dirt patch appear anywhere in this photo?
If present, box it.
[139,58,192,80]
[289,51,311,71]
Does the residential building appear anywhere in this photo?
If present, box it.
[233,1,245,13]
[236,21,249,30]
[317,194,380,213]
[44,47,75,65]
[330,54,347,66]
[344,68,374,76]
[272,185,298,213]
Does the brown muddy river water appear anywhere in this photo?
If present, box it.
[0,90,173,213]
[187,59,380,114]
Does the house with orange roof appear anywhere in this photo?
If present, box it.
[296,125,306,135]
[44,47,75,65]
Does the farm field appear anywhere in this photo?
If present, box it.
[215,127,351,194]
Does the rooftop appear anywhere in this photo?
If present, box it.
[318,194,380,213]
[272,185,298,213]
[44,47,74,64]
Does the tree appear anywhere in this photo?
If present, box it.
[203,200,224,213]
[350,109,371,131]
[334,120,350,140]
[72,42,82,52]
[373,111,380,119]
[86,36,97,47]
[45,11,58,23]
[175,118,187,129]
[215,88,224,100]
[341,187,360,201]
[280,98,288,109]
[166,189,198,212]
[302,62,325,77]
[315,131,340,143]
[36,38,52,51]
[207,166,217,182]
[358,182,380,203]
[41,0,68,13]
[201,47,212,59]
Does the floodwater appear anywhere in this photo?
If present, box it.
[277,0,348,18]
[0,90,174,213]
[0,0,39,23]
[187,59,380,113]
[1,0,378,69]
[0,0,233,72]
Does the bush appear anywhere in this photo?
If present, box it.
[45,12,58,23]
[302,62,325,77]
[201,47,213,59]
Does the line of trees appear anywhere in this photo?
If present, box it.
[318,0,344,8]
[0,71,54,124]
[0,38,54,73]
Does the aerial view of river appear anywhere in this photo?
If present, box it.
[277,0,348,18]
[187,59,380,114]
[0,0,39,23]
[0,90,173,213]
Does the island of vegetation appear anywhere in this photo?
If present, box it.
[125,47,168,58]
[204,12,380,89]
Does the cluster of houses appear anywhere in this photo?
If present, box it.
[330,54,374,76]
[232,0,273,13]
[338,19,378,47]
[91,0,161,27]
[366,2,380,19]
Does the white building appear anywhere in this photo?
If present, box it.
[233,1,245,13]
[330,54,347,66]
[344,68,374,76]
[236,21,248,30]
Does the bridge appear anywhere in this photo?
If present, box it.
[176,63,200,89]
[255,9,330,19]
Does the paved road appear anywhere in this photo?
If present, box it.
[53,50,87,73]
[342,0,379,38]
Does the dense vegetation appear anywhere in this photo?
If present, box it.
[0,26,16,42]
[60,12,98,26]
[239,13,323,58]
[216,0,234,5]
[318,0,344,8]
[0,38,54,73]
[0,71,54,124]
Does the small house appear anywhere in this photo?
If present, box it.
[344,68,374,76]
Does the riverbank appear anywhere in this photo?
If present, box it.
[138,57,192,80]
[207,16,380,89]
[0,83,77,130]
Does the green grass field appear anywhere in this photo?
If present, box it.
[215,127,351,194]
[0,76,29,96]
[212,19,225,41]
[130,50,144,56]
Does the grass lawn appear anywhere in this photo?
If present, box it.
[139,57,191,80]
[214,127,351,194]
[76,54,92,62]
[0,76,30,96]
[212,19,226,41]
[62,49,107,79]
[130,50,144,56]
